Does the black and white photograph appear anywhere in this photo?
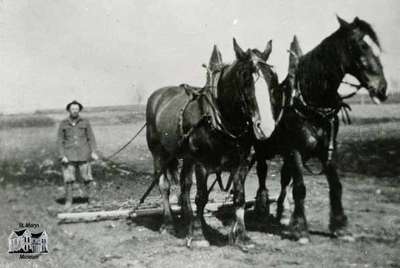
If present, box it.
[0,0,399,267]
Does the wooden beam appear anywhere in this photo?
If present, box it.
[57,199,258,223]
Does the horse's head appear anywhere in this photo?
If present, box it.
[337,15,387,103]
[250,46,282,123]
[232,38,276,140]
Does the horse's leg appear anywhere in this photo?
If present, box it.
[254,158,270,218]
[188,163,210,247]
[322,117,352,239]
[322,135,351,239]
[167,158,180,204]
[323,160,349,237]
[288,150,309,243]
[216,171,225,191]
[157,156,174,234]
[276,159,292,226]
[168,158,179,185]
[179,159,195,245]
[229,163,254,250]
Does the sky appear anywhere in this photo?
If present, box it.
[0,0,399,113]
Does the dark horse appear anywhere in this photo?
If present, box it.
[254,16,388,242]
[146,39,276,249]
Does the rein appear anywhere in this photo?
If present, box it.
[291,77,361,125]
[340,81,363,99]
[338,81,364,124]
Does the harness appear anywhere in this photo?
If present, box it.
[177,65,252,152]
[286,48,360,126]
[289,80,358,163]
[178,83,238,142]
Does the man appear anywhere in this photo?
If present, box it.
[57,100,99,209]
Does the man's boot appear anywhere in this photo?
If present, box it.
[64,183,73,210]
[85,181,97,206]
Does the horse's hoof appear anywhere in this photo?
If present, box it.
[169,194,179,204]
[230,233,255,252]
[289,216,308,240]
[186,236,210,248]
[338,235,355,242]
[236,240,256,253]
[159,224,175,235]
[191,239,210,248]
[280,216,290,226]
[282,229,310,244]
[255,191,270,217]
[298,237,310,245]
[329,214,348,233]
[185,237,193,248]
[332,229,355,242]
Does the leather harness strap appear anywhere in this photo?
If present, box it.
[288,81,353,163]
[178,68,239,150]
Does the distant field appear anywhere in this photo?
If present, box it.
[0,114,55,129]
[0,104,146,128]
[0,102,399,182]
[346,92,400,105]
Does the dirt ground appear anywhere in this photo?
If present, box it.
[0,105,399,267]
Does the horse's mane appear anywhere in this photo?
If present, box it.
[301,18,380,66]
[249,48,264,59]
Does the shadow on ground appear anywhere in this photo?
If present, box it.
[128,200,342,249]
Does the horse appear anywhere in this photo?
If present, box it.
[146,38,277,249]
[253,16,388,243]
[181,43,282,250]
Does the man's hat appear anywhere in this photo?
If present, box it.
[66,100,83,111]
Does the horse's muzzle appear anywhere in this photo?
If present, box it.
[369,78,388,104]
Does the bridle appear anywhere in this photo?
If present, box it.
[205,58,275,141]
[255,60,285,126]
[286,47,364,125]
[339,81,363,99]
[178,62,262,143]
[225,58,272,138]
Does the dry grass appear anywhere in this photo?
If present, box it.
[0,114,55,129]
[337,104,400,177]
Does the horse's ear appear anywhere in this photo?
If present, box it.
[288,35,301,78]
[336,14,350,28]
[353,16,363,28]
[291,35,303,57]
[233,38,246,60]
[262,40,272,61]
